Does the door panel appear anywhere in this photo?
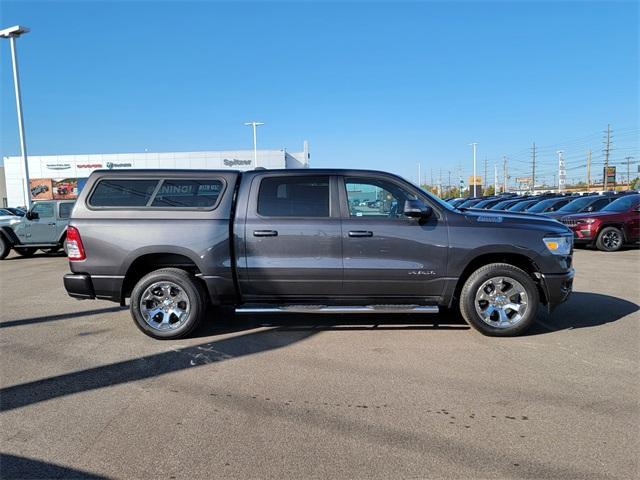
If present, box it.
[27,202,56,243]
[243,175,343,296]
[340,176,448,298]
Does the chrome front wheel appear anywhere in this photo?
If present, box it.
[474,276,528,329]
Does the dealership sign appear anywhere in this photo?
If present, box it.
[78,163,103,169]
[46,163,71,170]
[223,158,252,167]
[106,162,133,169]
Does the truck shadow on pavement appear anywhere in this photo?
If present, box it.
[526,291,639,335]
[0,453,107,480]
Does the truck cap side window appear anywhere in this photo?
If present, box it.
[151,179,224,208]
[257,176,330,217]
[89,179,159,207]
[345,177,416,218]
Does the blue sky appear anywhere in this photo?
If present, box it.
[1,0,638,186]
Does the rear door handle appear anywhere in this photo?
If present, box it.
[253,230,278,237]
[348,230,373,237]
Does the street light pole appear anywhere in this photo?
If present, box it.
[469,143,478,197]
[1,25,31,208]
[244,121,264,169]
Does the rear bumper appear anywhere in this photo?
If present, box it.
[64,273,124,303]
[539,269,574,312]
[64,273,95,299]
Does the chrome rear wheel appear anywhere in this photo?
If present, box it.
[139,281,191,332]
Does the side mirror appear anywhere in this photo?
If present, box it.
[404,199,432,219]
[26,211,39,220]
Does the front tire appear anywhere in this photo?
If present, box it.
[130,268,207,339]
[460,263,539,337]
[596,226,623,252]
[14,247,37,257]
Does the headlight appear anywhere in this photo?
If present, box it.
[543,235,572,255]
[577,218,596,224]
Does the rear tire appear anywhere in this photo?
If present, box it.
[130,268,207,339]
[0,236,9,260]
[595,226,623,252]
[14,247,37,257]
[459,263,539,337]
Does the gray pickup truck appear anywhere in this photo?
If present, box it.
[0,200,75,258]
[63,169,574,338]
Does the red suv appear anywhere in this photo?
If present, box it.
[561,194,640,251]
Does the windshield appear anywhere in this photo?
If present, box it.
[557,196,593,213]
[509,200,536,211]
[601,194,640,212]
[491,200,512,210]
[527,198,559,213]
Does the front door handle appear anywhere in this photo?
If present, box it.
[348,230,373,237]
[48,222,56,226]
[253,230,278,237]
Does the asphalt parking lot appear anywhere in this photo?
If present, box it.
[1,249,638,479]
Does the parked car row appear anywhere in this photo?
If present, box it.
[445,192,640,252]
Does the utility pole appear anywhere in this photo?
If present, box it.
[502,155,508,193]
[448,170,451,194]
[470,143,478,197]
[586,149,592,192]
[625,156,634,188]
[531,142,536,194]
[417,163,421,187]
[603,124,612,190]
[494,164,498,194]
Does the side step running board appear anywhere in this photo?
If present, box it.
[235,305,439,314]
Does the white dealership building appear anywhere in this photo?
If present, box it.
[2,142,309,207]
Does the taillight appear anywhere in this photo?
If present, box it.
[66,226,86,261]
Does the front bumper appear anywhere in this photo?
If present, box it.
[64,273,95,299]
[539,268,574,312]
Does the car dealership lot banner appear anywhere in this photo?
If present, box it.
[30,178,84,200]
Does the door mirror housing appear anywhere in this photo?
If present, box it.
[26,210,39,220]
[403,199,432,219]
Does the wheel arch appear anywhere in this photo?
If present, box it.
[120,251,205,303]
[595,222,627,242]
[452,251,546,306]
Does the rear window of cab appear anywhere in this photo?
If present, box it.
[88,178,225,209]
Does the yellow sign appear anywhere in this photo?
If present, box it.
[468,176,482,186]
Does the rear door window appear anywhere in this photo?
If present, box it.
[151,179,224,208]
[257,176,330,217]
[89,179,159,207]
[59,202,74,219]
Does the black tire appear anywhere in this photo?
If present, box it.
[130,268,207,339]
[14,247,37,257]
[595,226,624,252]
[0,236,9,260]
[459,263,539,337]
